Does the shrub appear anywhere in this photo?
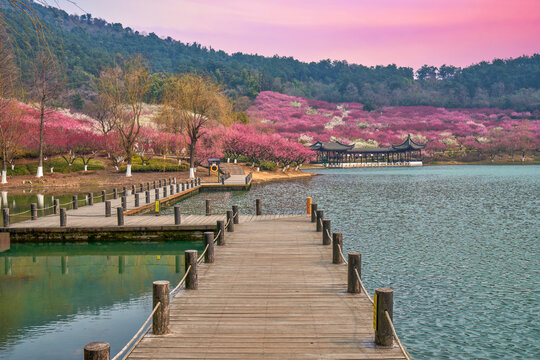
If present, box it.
[259,161,277,171]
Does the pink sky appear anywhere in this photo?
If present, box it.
[59,0,540,69]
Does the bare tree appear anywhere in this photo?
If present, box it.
[161,74,233,178]
[30,50,62,177]
[0,34,23,184]
[97,56,150,177]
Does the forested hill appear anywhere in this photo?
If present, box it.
[3,0,540,111]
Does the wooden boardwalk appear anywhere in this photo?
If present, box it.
[128,216,407,359]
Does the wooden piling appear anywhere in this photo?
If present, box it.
[206,200,211,216]
[140,183,144,193]
[176,184,180,193]
[316,210,324,231]
[185,250,198,290]
[153,180,156,189]
[83,342,110,360]
[332,232,343,264]
[152,281,170,335]
[105,201,111,217]
[117,207,124,226]
[3,208,9,227]
[60,208,67,227]
[226,210,234,232]
[147,182,150,191]
[158,180,162,187]
[122,186,127,196]
[121,196,127,211]
[73,195,78,210]
[174,206,181,225]
[54,199,60,214]
[134,193,140,207]
[155,188,160,200]
[256,198,262,215]
[347,252,361,293]
[131,184,136,194]
[182,183,185,191]
[204,232,215,263]
[232,205,239,224]
[163,187,167,198]
[311,203,318,222]
[31,203,37,220]
[113,188,118,199]
[88,193,93,206]
[101,190,106,202]
[322,219,331,245]
[374,288,394,347]
[307,197,312,214]
[145,191,150,204]
[217,220,225,245]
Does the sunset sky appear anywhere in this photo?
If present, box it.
[58,0,540,69]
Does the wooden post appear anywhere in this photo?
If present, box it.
[121,196,127,211]
[316,210,324,232]
[155,188,159,200]
[134,193,140,207]
[332,232,343,264]
[174,206,181,225]
[113,188,118,199]
[153,180,156,189]
[88,193,94,206]
[73,195,78,210]
[152,281,170,335]
[54,199,60,214]
[226,210,234,232]
[191,179,194,188]
[122,186,127,196]
[182,183,185,191]
[217,220,225,245]
[204,232,215,263]
[255,198,262,215]
[322,219,331,245]
[232,205,239,224]
[311,203,318,223]
[2,208,9,227]
[31,203,37,220]
[145,191,150,204]
[60,208,67,227]
[206,200,211,216]
[101,190,106,202]
[117,207,124,226]
[185,250,198,290]
[140,183,144,193]
[105,201,111,217]
[147,182,150,191]
[306,197,312,215]
[176,184,180,193]
[131,184,136,194]
[374,288,394,347]
[84,342,110,360]
[163,187,167,198]
[347,252,361,293]
[158,180,162,187]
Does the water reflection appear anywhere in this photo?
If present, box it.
[0,240,204,360]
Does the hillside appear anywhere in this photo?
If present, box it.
[1,1,540,110]
[247,91,538,160]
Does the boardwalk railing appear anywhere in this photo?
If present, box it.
[82,199,410,359]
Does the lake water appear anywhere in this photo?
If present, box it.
[168,165,540,359]
[1,165,538,359]
[0,241,204,360]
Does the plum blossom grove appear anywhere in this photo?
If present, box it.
[1,103,315,179]
[247,91,539,161]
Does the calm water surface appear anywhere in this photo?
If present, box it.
[0,241,204,360]
[170,165,540,359]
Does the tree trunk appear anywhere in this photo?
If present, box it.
[36,105,45,178]
[126,156,132,177]
[1,148,7,184]
[189,140,196,179]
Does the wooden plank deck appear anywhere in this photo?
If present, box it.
[128,215,406,359]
